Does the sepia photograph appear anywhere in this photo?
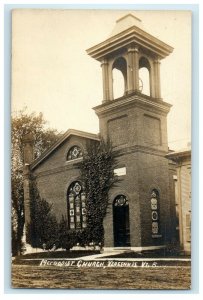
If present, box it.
[11,9,191,290]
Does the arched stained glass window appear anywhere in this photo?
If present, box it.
[67,181,86,229]
[67,146,83,161]
[150,189,160,236]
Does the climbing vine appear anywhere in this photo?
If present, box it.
[79,139,117,246]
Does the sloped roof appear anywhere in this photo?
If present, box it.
[30,129,100,170]
[86,14,173,61]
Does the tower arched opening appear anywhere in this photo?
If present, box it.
[112,57,127,99]
[139,57,151,96]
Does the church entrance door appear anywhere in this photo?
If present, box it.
[113,195,130,247]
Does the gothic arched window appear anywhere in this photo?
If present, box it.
[67,146,83,161]
[67,181,86,229]
[150,189,160,236]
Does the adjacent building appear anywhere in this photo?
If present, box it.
[166,149,191,254]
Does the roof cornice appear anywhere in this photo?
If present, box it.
[30,129,100,170]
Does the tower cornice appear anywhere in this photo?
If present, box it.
[86,25,173,61]
[93,92,172,117]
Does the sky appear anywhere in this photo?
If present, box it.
[11,9,191,151]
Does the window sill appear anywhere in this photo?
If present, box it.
[65,157,83,165]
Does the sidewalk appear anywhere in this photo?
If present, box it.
[14,249,191,263]
[77,249,125,260]
[74,250,191,261]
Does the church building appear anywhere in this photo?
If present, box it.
[23,14,177,251]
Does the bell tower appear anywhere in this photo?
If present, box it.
[87,14,174,250]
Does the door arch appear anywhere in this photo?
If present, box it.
[113,195,131,247]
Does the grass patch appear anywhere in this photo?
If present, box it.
[12,264,191,289]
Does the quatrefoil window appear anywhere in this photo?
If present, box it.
[67,146,83,161]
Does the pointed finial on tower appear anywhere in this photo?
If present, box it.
[110,13,144,37]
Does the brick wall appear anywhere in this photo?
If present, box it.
[29,95,175,249]
[98,100,169,153]
[98,95,172,248]
[32,136,97,221]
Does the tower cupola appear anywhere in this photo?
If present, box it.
[87,14,173,102]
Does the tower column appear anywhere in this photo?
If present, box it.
[101,59,110,103]
[127,46,139,93]
[153,59,161,99]
[22,134,34,245]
